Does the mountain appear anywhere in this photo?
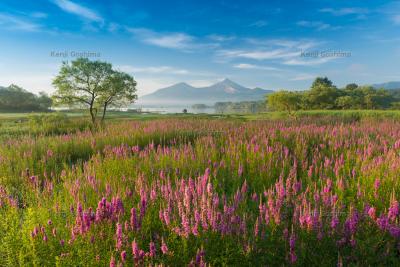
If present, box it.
[138,79,273,105]
[372,81,400,90]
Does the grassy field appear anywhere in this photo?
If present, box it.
[1,110,400,266]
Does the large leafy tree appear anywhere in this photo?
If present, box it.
[267,90,302,114]
[52,58,137,124]
[99,71,137,123]
[306,77,339,109]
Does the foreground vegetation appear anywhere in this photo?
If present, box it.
[1,112,400,265]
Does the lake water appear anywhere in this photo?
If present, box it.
[130,105,216,114]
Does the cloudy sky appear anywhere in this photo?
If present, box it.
[0,0,400,95]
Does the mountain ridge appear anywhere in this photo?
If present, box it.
[138,78,273,105]
[372,81,400,90]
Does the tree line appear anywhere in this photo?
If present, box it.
[214,101,267,114]
[0,85,52,112]
[267,77,399,113]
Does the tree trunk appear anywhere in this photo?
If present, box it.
[101,102,108,123]
[89,106,96,124]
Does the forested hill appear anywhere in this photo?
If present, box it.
[0,85,52,112]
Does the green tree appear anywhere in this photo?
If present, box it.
[345,83,358,91]
[99,71,137,123]
[267,90,302,114]
[306,77,339,109]
[52,58,137,125]
[335,96,354,109]
[0,85,52,112]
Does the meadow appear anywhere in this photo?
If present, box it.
[1,111,400,266]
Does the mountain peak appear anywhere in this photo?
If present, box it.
[139,79,273,105]
[173,82,192,87]
[218,78,239,86]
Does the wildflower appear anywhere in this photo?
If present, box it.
[331,215,339,230]
[289,231,297,264]
[149,241,156,257]
[388,200,399,221]
[109,256,116,267]
[368,207,376,220]
[116,223,123,250]
[120,251,127,263]
[161,238,169,255]
[238,164,243,177]
[376,214,389,230]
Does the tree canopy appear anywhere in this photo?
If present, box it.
[0,85,52,112]
[267,91,302,114]
[52,58,137,124]
[266,77,398,112]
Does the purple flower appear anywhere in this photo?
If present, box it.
[149,241,156,257]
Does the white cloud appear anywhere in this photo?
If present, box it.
[319,7,368,16]
[128,28,194,50]
[283,57,334,66]
[0,13,41,31]
[128,28,218,51]
[0,73,55,94]
[290,73,316,81]
[108,22,120,33]
[296,21,335,31]
[218,49,299,61]
[233,63,280,71]
[52,0,103,22]
[249,20,268,27]
[216,38,341,67]
[207,34,235,42]
[246,38,321,50]
[118,65,189,75]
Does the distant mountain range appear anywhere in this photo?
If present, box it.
[372,81,400,90]
[138,79,273,105]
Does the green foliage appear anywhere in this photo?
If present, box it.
[266,77,398,111]
[0,85,52,112]
[28,114,92,135]
[52,58,137,125]
[214,101,267,114]
[267,90,302,113]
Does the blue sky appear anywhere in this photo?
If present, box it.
[0,0,399,95]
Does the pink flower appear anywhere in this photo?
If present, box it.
[149,241,156,257]
[120,251,126,263]
[161,238,169,255]
[115,223,123,250]
[368,207,376,220]
[109,256,116,267]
